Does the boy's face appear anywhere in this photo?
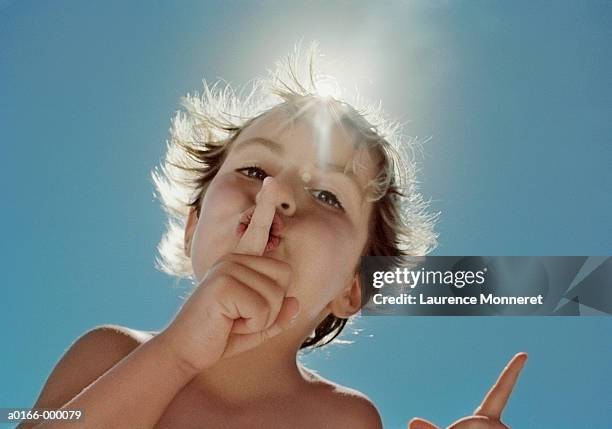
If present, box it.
[187,105,377,321]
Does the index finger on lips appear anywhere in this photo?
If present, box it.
[475,352,528,420]
[235,177,278,256]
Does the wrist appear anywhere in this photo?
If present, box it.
[152,329,203,379]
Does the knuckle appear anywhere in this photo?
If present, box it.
[211,274,240,299]
[205,262,230,282]
[213,254,232,267]
[217,259,239,273]
[224,253,243,264]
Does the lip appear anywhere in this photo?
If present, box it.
[235,206,284,253]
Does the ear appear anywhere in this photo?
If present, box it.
[328,273,362,318]
[184,206,199,258]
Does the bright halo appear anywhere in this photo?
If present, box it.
[315,78,341,99]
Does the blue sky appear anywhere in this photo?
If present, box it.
[1,1,610,428]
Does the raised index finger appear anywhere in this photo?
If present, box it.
[475,352,528,420]
[234,177,278,256]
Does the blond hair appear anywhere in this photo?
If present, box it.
[151,43,439,348]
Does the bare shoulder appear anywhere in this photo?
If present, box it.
[301,367,383,429]
[30,325,154,410]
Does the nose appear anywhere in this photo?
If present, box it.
[265,173,296,217]
[276,182,296,217]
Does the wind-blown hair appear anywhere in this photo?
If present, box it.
[151,44,439,349]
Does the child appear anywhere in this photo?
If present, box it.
[21,45,438,428]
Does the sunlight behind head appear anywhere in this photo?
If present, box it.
[152,41,439,306]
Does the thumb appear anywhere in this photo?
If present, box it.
[408,418,439,429]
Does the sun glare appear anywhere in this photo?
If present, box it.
[315,78,341,99]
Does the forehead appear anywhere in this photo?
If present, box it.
[233,104,380,186]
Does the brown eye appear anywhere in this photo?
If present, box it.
[237,166,268,181]
[310,189,344,210]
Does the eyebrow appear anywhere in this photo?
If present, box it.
[233,137,285,155]
[232,136,366,199]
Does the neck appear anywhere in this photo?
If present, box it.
[187,324,311,405]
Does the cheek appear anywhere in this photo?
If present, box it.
[303,214,367,268]
[290,215,365,312]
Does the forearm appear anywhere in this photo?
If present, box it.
[33,333,197,429]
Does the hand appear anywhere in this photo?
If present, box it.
[408,352,528,429]
[161,177,300,373]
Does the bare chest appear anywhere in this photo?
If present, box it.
[153,390,341,429]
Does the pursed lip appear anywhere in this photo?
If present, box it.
[235,206,284,253]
